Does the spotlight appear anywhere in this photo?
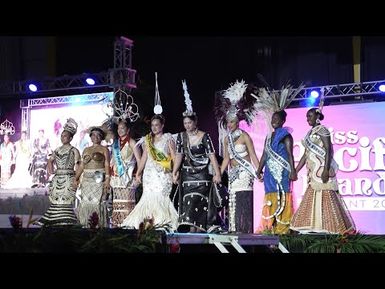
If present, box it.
[309,90,320,98]
[86,78,95,85]
[379,84,385,92]
[28,84,38,92]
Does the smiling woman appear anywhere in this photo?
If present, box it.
[290,108,356,234]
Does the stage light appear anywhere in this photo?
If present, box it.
[86,78,95,85]
[378,84,385,92]
[28,84,38,92]
[309,90,320,98]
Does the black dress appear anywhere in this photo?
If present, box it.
[176,132,221,232]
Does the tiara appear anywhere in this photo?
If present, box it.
[102,89,140,124]
[0,119,15,136]
[63,118,78,135]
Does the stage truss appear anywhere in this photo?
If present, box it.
[216,79,385,103]
[19,92,112,136]
[0,36,136,97]
[291,79,385,102]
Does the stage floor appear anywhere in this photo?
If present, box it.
[0,188,49,228]
[0,188,48,198]
[166,232,284,253]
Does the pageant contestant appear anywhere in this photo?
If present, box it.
[172,80,222,233]
[36,118,81,226]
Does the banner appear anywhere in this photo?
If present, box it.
[241,102,385,234]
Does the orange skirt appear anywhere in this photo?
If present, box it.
[257,192,293,234]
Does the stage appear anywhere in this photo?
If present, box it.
[166,232,287,253]
[0,188,49,228]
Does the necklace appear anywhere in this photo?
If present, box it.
[187,129,198,136]
[230,129,242,141]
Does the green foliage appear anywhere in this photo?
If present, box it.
[0,219,167,253]
[280,233,385,253]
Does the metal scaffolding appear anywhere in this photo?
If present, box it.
[215,79,385,104]
[290,79,385,102]
[0,37,137,97]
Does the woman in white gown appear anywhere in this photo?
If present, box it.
[3,131,33,189]
[121,114,178,230]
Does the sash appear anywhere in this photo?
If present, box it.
[304,130,326,159]
[265,135,291,173]
[228,132,257,179]
[145,133,172,172]
[304,128,339,175]
[112,139,125,177]
[182,132,209,167]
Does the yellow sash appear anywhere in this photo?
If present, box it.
[145,133,172,171]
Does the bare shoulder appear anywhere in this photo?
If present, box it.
[129,138,137,146]
[242,131,251,141]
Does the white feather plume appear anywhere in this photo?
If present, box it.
[223,80,247,104]
[182,80,193,113]
[252,84,305,114]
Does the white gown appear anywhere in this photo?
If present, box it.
[121,133,178,230]
[3,140,33,189]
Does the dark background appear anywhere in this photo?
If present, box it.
[1,36,385,149]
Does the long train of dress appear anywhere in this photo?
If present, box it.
[121,133,178,230]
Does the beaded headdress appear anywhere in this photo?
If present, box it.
[181,79,196,117]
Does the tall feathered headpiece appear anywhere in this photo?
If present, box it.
[214,80,258,128]
[182,79,196,117]
[250,79,305,131]
[153,72,163,115]
[316,87,325,114]
[251,83,305,114]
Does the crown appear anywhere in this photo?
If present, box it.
[103,89,140,124]
[0,119,15,136]
[63,118,78,135]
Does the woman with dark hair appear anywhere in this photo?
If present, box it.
[0,133,15,187]
[290,108,355,234]
[121,114,178,230]
[36,118,81,226]
[31,129,51,187]
[4,131,33,189]
[216,81,260,234]
[256,110,297,234]
[172,83,222,232]
[74,126,111,228]
[110,119,141,227]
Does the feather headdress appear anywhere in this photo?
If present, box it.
[251,83,305,114]
[316,87,325,114]
[182,79,196,117]
[250,80,305,131]
[214,80,258,128]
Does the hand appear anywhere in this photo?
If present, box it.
[103,179,110,192]
[289,171,298,181]
[172,171,180,185]
[135,174,142,185]
[72,179,79,190]
[321,168,329,183]
[212,174,221,184]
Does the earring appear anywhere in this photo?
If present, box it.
[316,119,320,124]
